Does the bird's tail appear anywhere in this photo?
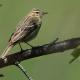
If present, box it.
[0,45,13,59]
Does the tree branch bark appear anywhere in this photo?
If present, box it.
[0,38,80,68]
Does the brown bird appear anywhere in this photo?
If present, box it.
[1,8,48,60]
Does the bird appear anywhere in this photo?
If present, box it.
[0,8,48,60]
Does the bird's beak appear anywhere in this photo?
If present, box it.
[42,11,48,15]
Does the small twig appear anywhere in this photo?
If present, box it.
[15,62,33,80]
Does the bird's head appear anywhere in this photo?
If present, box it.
[29,8,48,18]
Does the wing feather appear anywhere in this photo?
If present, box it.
[9,24,38,45]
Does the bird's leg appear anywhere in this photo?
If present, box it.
[19,43,23,52]
[25,42,33,48]
[15,62,33,80]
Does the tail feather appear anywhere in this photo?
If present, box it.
[1,45,13,58]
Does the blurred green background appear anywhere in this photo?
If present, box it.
[0,0,80,80]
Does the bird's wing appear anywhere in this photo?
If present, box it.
[9,24,39,45]
[16,16,33,30]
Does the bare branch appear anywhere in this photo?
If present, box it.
[0,38,80,68]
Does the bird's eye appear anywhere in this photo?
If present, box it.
[36,12,39,14]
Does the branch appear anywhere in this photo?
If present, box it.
[0,38,80,68]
